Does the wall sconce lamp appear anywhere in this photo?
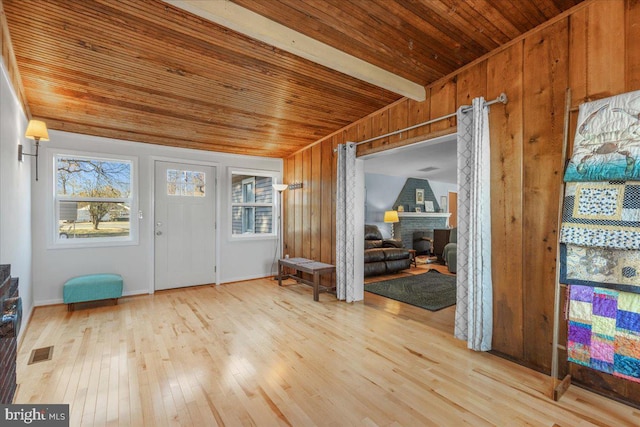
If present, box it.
[19,119,49,181]
[384,210,400,239]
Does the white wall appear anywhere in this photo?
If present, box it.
[31,130,282,305]
[364,173,405,238]
[0,61,33,333]
[429,180,458,212]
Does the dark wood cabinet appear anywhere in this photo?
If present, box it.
[432,228,451,261]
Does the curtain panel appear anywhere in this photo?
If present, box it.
[336,143,357,302]
[455,97,494,351]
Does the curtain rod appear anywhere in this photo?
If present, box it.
[351,93,508,147]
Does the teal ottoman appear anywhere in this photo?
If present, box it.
[63,274,123,311]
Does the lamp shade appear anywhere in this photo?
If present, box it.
[25,120,49,141]
[383,210,399,223]
[273,183,288,192]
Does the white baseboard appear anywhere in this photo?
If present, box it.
[16,305,33,351]
[219,273,272,284]
[33,289,151,307]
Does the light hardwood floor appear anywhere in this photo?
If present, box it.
[15,271,640,426]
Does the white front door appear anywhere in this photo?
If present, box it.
[154,161,216,290]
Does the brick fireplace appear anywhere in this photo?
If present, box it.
[0,264,21,404]
[393,212,450,249]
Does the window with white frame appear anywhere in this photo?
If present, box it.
[54,153,136,245]
[166,168,206,197]
[230,171,275,237]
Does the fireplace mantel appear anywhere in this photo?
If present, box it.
[398,212,451,219]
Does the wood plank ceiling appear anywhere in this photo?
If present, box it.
[2,0,583,158]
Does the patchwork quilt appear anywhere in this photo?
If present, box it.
[560,244,640,294]
[559,181,640,250]
[564,90,640,182]
[568,285,640,383]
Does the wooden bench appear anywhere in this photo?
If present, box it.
[63,274,123,311]
[278,257,335,301]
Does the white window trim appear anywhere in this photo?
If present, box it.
[228,168,280,241]
[49,149,139,249]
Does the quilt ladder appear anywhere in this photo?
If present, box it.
[550,88,575,401]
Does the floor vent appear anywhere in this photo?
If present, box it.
[28,346,53,365]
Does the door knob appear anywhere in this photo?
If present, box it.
[156,231,163,236]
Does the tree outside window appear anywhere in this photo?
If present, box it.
[55,155,134,242]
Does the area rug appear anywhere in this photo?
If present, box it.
[365,270,456,311]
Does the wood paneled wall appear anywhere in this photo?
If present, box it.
[0,0,29,116]
[284,0,640,405]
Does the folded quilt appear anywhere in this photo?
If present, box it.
[560,244,640,294]
[560,181,640,249]
[564,90,640,182]
[568,285,640,383]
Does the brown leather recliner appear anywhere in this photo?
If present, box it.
[364,225,411,277]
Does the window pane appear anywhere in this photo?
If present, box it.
[232,206,273,235]
[57,157,131,197]
[243,207,255,233]
[255,176,273,203]
[167,169,205,197]
[58,202,130,239]
[54,153,136,246]
[242,179,255,203]
[232,206,243,234]
[232,174,273,203]
[255,206,273,234]
[232,174,249,203]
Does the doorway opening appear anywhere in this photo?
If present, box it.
[359,134,458,332]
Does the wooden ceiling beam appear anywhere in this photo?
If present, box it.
[164,0,426,102]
